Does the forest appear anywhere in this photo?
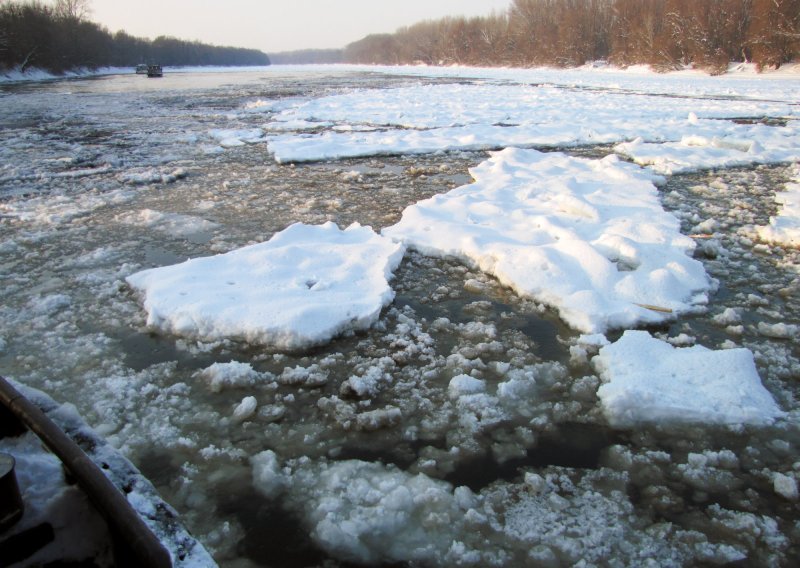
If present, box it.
[0,0,270,73]
[3,0,798,75]
[344,0,800,73]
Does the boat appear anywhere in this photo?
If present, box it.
[147,64,163,78]
[0,375,216,566]
[135,64,148,74]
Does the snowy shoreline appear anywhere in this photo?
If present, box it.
[2,60,799,85]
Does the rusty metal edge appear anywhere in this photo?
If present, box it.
[0,375,172,567]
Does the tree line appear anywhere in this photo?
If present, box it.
[0,0,270,74]
[344,0,799,73]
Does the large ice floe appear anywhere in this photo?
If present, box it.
[126,222,404,349]
[384,147,710,333]
[593,330,785,427]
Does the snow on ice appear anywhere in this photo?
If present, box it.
[614,121,800,175]
[265,81,799,164]
[593,330,784,426]
[116,209,219,239]
[384,147,710,333]
[757,163,800,247]
[126,221,405,349]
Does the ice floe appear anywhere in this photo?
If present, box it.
[126,222,405,349]
[614,121,800,175]
[265,82,799,164]
[208,127,265,148]
[756,164,800,247]
[593,330,784,426]
[384,147,710,333]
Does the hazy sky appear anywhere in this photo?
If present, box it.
[89,0,513,54]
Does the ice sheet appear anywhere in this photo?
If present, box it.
[384,148,710,333]
[264,81,798,164]
[593,330,784,426]
[126,222,405,349]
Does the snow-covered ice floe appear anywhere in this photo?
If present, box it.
[756,163,800,246]
[614,119,800,175]
[265,82,799,164]
[126,222,404,349]
[593,330,784,427]
[383,148,710,333]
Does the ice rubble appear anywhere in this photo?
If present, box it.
[253,455,780,566]
[126,222,405,349]
[279,459,475,565]
[384,147,710,333]
[116,209,219,239]
[756,164,800,246]
[593,330,784,427]
[208,128,265,148]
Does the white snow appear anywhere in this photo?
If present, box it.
[384,148,710,333]
[593,330,784,426]
[448,374,487,397]
[126,222,405,349]
[251,450,286,498]
[614,125,800,175]
[756,164,800,247]
[117,167,187,185]
[208,128,265,148]
[264,81,799,165]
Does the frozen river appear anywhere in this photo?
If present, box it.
[1,65,799,566]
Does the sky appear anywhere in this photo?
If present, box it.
[89,0,513,54]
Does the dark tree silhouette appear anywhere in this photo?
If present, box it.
[0,1,270,74]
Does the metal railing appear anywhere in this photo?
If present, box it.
[0,375,172,567]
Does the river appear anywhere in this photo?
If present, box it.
[1,65,798,566]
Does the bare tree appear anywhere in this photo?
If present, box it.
[54,0,91,21]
